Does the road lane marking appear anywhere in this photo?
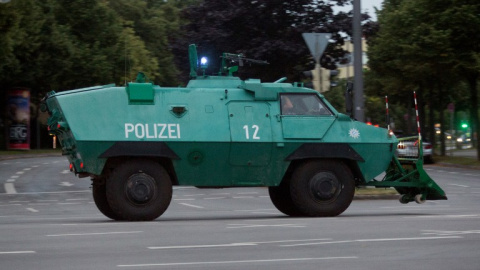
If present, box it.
[404,214,479,219]
[228,223,306,229]
[280,236,463,247]
[47,231,143,237]
[26,208,39,213]
[6,179,15,183]
[250,211,278,215]
[117,257,358,267]
[59,182,74,187]
[423,230,480,236]
[0,190,90,195]
[204,197,226,200]
[10,175,19,179]
[178,202,204,209]
[57,202,81,205]
[234,209,275,212]
[248,238,332,245]
[15,171,24,175]
[0,251,36,255]
[149,243,257,250]
[4,183,17,194]
[148,239,333,250]
[449,184,469,188]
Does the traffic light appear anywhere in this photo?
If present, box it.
[461,122,468,129]
[301,66,338,92]
[301,69,319,91]
[320,68,339,92]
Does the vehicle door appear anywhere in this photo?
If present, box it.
[228,102,273,167]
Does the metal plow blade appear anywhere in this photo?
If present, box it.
[365,136,447,204]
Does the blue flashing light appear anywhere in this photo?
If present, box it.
[200,57,208,68]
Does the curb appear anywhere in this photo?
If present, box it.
[433,162,480,170]
[0,153,62,161]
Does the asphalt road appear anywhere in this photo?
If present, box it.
[1,156,479,270]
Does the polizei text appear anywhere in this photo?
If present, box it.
[125,123,181,139]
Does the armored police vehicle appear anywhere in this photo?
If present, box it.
[43,45,446,221]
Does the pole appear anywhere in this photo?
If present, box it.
[414,91,421,140]
[353,0,365,122]
[450,110,454,156]
[317,63,322,92]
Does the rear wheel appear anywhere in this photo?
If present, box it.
[268,177,303,217]
[106,159,172,221]
[92,181,123,220]
[290,160,355,217]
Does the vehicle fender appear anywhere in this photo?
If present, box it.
[285,143,364,162]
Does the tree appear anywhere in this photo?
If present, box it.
[0,0,178,148]
[172,0,364,84]
[108,0,187,86]
[366,0,479,158]
[442,1,480,160]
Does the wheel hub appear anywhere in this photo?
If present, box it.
[309,172,340,201]
[125,173,156,205]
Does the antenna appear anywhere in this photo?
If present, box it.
[124,35,127,85]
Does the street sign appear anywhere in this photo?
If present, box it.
[302,33,331,63]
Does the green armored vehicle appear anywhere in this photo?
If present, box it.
[43,45,446,221]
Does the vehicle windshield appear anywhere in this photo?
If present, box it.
[280,93,332,116]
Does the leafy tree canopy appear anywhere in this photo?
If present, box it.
[172,0,369,83]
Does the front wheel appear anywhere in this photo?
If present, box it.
[106,159,172,221]
[290,160,355,217]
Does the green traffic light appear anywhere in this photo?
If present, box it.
[461,123,468,129]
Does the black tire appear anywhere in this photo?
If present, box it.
[290,160,355,217]
[268,178,304,217]
[106,159,172,221]
[92,183,123,220]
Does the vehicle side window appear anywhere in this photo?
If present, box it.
[280,93,332,116]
